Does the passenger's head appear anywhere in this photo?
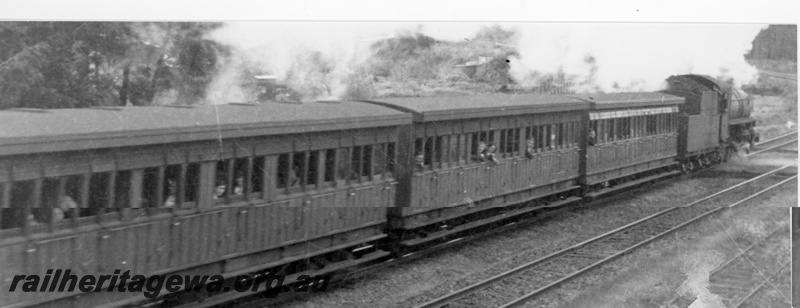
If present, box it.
[486,144,497,153]
[589,129,596,138]
[414,152,424,165]
[477,141,487,152]
[526,139,535,148]
[215,183,227,197]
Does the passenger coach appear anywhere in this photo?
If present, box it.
[572,92,683,198]
[361,94,591,250]
[0,102,410,307]
[573,92,684,198]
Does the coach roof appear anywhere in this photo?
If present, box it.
[0,101,410,156]
[359,93,590,122]
[569,92,685,110]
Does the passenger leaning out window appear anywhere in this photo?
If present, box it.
[163,179,176,207]
[214,180,227,199]
[52,195,77,221]
[485,144,500,165]
[472,141,488,163]
[233,176,244,195]
[414,152,425,172]
[525,138,536,159]
[588,129,597,146]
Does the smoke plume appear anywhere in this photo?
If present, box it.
[202,22,767,102]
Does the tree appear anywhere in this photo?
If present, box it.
[0,22,226,109]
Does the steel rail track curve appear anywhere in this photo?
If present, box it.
[754,131,797,148]
[415,163,797,308]
[747,131,798,158]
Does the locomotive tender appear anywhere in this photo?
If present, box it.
[0,75,753,307]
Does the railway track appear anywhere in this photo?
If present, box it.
[748,130,798,157]
[415,163,796,308]
[663,226,791,308]
[759,70,798,80]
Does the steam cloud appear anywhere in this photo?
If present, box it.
[509,23,767,92]
[203,22,767,103]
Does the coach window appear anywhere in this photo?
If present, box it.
[373,144,386,178]
[499,129,509,157]
[433,137,443,168]
[251,156,265,196]
[499,129,507,157]
[31,176,81,226]
[307,151,320,187]
[420,137,433,168]
[569,122,576,147]
[386,142,397,174]
[350,146,363,180]
[323,149,336,185]
[294,152,309,188]
[596,120,604,144]
[215,159,249,203]
[142,167,161,209]
[1,180,34,230]
[113,170,132,210]
[335,148,350,181]
[87,172,110,214]
[276,154,291,190]
[360,145,373,179]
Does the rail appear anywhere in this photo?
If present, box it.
[747,131,797,158]
[759,70,798,80]
[415,163,796,308]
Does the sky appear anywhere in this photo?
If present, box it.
[1,0,796,98]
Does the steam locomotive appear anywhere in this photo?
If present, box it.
[0,74,756,307]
